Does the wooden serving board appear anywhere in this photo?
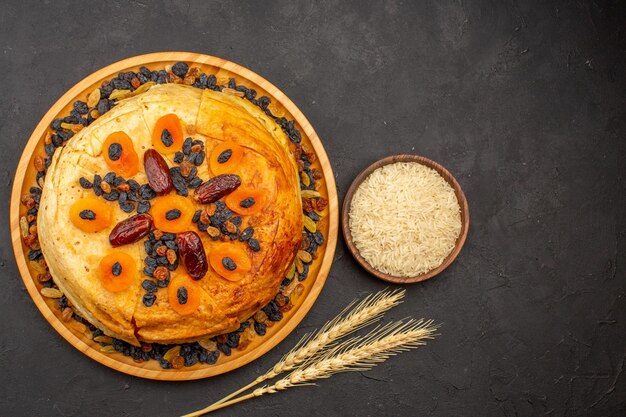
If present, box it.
[10,52,338,381]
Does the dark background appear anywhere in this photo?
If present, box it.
[1,1,625,416]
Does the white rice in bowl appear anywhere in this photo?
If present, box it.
[348,161,462,277]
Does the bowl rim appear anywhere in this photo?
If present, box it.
[341,154,469,284]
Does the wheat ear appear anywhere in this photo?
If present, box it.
[183,319,438,416]
[189,289,404,412]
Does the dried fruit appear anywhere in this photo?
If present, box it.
[286,262,296,279]
[297,250,312,263]
[300,171,311,187]
[70,197,113,233]
[303,215,317,233]
[168,275,200,315]
[224,221,237,234]
[163,346,181,361]
[99,252,137,292]
[198,338,217,351]
[143,149,174,195]
[224,186,267,215]
[34,156,45,172]
[209,244,251,281]
[300,189,321,199]
[87,87,101,108]
[100,345,115,353]
[171,356,185,369]
[194,174,241,204]
[94,335,113,344]
[222,87,245,97]
[166,248,177,264]
[62,307,73,322]
[153,266,169,281]
[177,231,208,280]
[109,89,131,100]
[19,216,29,238]
[179,160,194,177]
[206,226,221,238]
[151,195,194,233]
[109,213,153,247]
[100,181,112,193]
[209,141,244,175]
[41,287,63,299]
[152,114,183,154]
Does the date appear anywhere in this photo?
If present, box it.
[177,231,208,280]
[109,213,153,247]
[193,174,241,204]
[144,149,173,195]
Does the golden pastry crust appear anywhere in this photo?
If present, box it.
[38,84,302,345]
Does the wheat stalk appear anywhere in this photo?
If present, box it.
[183,319,438,416]
[185,289,404,413]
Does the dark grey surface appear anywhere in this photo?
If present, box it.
[1,1,625,416]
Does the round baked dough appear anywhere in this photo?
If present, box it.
[38,84,302,345]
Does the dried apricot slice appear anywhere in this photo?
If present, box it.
[102,131,139,177]
[99,251,136,292]
[224,186,267,216]
[151,194,195,233]
[168,273,201,315]
[152,114,184,154]
[69,196,113,232]
[209,243,252,281]
[209,141,244,175]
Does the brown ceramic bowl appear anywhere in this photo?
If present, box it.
[341,154,469,284]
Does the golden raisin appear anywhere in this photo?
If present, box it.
[153,230,164,240]
[166,249,177,265]
[156,245,168,256]
[171,355,184,369]
[62,307,73,322]
[153,266,169,281]
[34,156,45,172]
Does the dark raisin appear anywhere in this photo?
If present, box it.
[248,239,260,252]
[137,201,151,214]
[161,233,176,241]
[192,210,202,223]
[165,209,181,220]
[157,275,171,287]
[119,201,135,213]
[119,192,128,203]
[182,137,192,155]
[170,167,188,196]
[195,151,205,166]
[239,226,254,241]
[45,143,55,156]
[173,152,184,164]
[307,211,320,222]
[160,129,173,147]
[217,149,232,164]
[186,167,198,182]
[222,257,237,271]
[127,179,140,191]
[239,197,255,208]
[186,152,198,165]
[74,100,89,114]
[188,177,202,188]
[226,332,240,348]
[142,293,156,307]
[177,286,188,304]
[79,209,96,220]
[112,78,131,90]
[144,257,157,267]
[254,321,266,336]
[112,176,125,186]
[313,231,324,245]
[139,184,156,200]
[104,172,116,184]
[30,186,42,195]
[97,99,110,115]
[144,240,153,254]
[137,73,148,84]
[79,177,93,188]
[215,201,225,211]
[111,262,122,276]
[172,62,189,78]
[139,66,151,76]
[103,190,120,201]
[231,216,242,227]
[142,280,157,293]
[50,118,62,130]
